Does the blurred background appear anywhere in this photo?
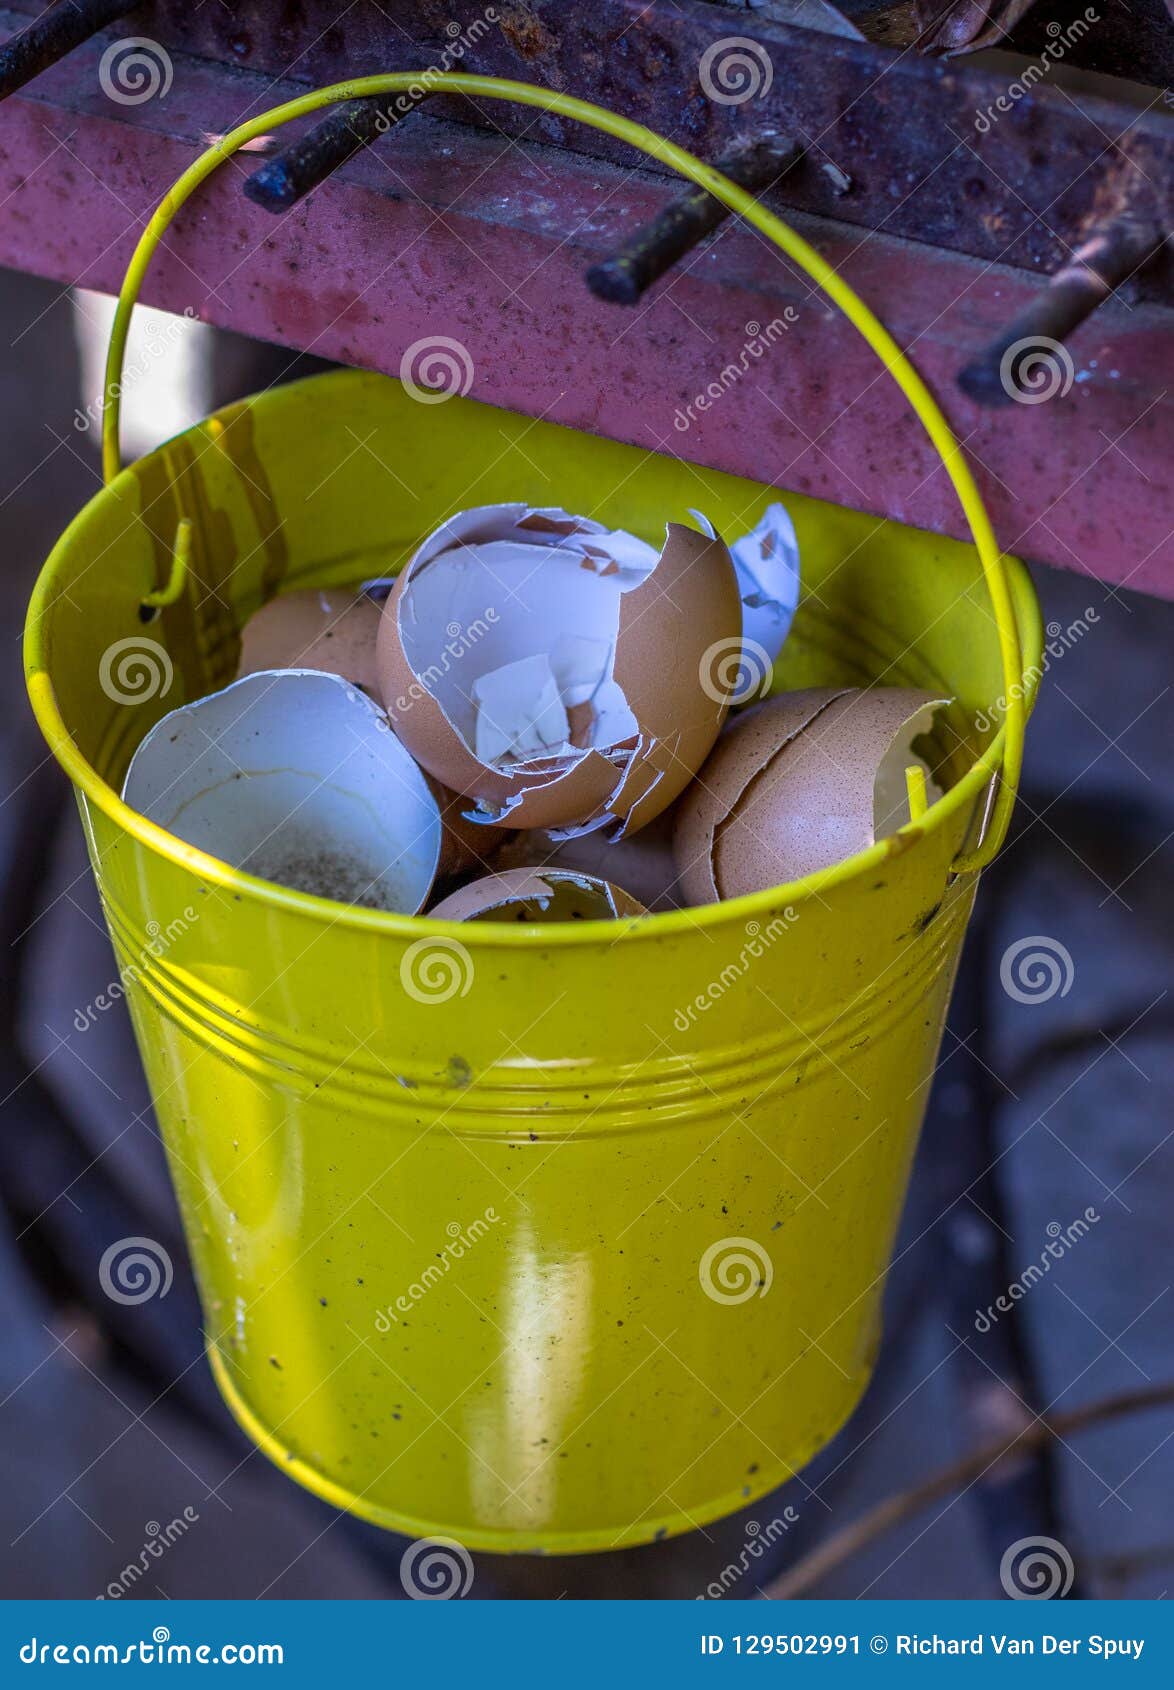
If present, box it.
[1,270,1171,1601]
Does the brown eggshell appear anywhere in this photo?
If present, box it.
[674,688,850,904]
[488,805,684,911]
[675,687,945,903]
[610,523,743,837]
[429,867,646,923]
[376,516,740,834]
[237,588,381,692]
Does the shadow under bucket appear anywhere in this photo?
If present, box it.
[24,76,1043,1554]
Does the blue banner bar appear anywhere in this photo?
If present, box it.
[1,1601,1168,1685]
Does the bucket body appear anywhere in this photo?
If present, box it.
[27,370,1041,1552]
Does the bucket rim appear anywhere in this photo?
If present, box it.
[24,369,1044,948]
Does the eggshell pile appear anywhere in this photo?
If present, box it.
[673,687,948,903]
[431,867,647,923]
[375,504,743,838]
[121,492,959,924]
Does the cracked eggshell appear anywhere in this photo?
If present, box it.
[692,502,800,672]
[122,670,441,913]
[375,505,741,837]
[236,587,381,693]
[674,687,948,904]
[430,867,647,923]
[729,502,801,668]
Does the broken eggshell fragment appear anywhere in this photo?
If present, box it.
[690,502,800,692]
[729,502,801,675]
[122,670,441,912]
[375,504,742,838]
[674,686,949,904]
[430,867,647,923]
[236,587,382,693]
[431,780,508,879]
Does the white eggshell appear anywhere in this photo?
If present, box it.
[729,502,800,672]
[122,670,441,912]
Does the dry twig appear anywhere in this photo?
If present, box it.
[764,1380,1174,1599]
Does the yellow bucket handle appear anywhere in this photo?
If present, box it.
[100,73,1028,874]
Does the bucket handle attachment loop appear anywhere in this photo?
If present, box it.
[100,73,1029,875]
[138,516,192,619]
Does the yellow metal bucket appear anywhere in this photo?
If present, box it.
[25,76,1042,1554]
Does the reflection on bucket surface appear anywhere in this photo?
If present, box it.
[24,77,1042,1553]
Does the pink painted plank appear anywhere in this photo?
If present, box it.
[0,22,1169,596]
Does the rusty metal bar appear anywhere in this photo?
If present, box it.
[3,0,1168,288]
[959,214,1167,406]
[243,90,427,213]
[586,136,801,306]
[0,0,140,100]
